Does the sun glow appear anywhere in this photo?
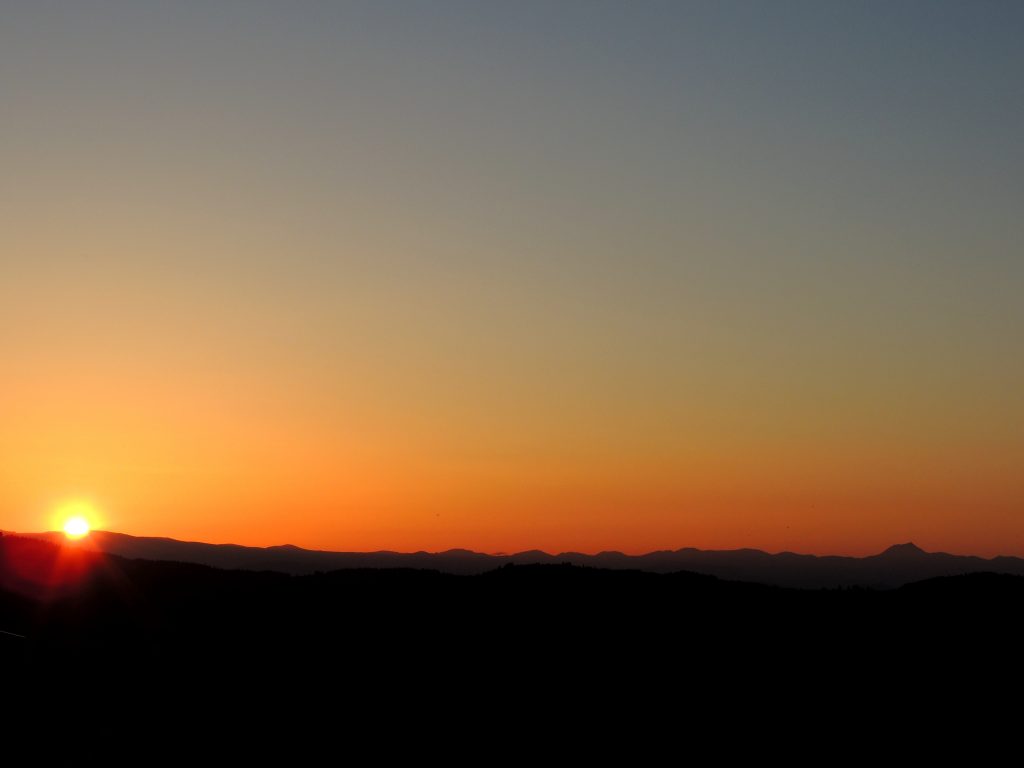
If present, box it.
[57,501,98,539]
[63,516,91,539]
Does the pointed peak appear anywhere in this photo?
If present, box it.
[880,542,927,556]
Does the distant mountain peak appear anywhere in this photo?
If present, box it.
[881,542,927,556]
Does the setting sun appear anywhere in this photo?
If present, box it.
[56,501,99,539]
[63,516,91,539]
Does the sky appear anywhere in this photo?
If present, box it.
[1,1,1022,556]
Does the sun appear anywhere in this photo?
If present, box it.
[63,516,91,539]
[56,500,99,539]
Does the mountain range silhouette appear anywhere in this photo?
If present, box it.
[15,530,1024,589]
[4,527,1023,731]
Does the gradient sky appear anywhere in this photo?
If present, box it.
[2,1,1022,556]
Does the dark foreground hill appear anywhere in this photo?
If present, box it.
[3,533,1022,678]
[17,529,1024,588]
[4,532,1022,745]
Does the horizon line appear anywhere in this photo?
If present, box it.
[8,529,1021,562]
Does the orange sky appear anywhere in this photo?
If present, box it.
[2,4,1022,557]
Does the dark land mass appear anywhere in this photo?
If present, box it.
[4,531,1022,747]
[17,529,1024,588]
[3,532,1021,682]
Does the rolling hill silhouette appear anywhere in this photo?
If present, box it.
[14,530,1024,588]
[4,529,1022,732]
